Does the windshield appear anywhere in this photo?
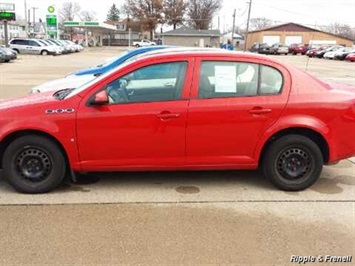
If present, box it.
[38,40,48,46]
[65,57,136,99]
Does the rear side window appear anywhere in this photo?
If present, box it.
[199,61,283,99]
[259,65,283,95]
[11,39,29,45]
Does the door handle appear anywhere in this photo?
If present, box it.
[156,112,180,120]
[249,107,272,115]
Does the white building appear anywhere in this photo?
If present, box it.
[0,21,27,43]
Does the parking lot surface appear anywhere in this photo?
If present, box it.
[0,48,354,264]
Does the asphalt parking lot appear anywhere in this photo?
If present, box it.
[0,48,354,264]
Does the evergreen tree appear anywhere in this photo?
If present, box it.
[107,4,120,21]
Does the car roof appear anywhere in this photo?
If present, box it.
[133,49,288,67]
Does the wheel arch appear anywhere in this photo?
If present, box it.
[258,127,329,166]
[0,130,70,170]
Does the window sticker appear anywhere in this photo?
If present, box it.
[214,66,237,93]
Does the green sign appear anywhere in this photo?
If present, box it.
[64,21,100,27]
[0,11,16,21]
[48,6,55,13]
[46,16,57,26]
[46,15,57,36]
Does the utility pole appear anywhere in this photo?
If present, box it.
[231,9,236,43]
[24,0,28,37]
[244,0,252,51]
[32,7,38,27]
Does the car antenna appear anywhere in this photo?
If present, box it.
[305,22,317,72]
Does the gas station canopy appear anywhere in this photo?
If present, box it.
[63,21,117,34]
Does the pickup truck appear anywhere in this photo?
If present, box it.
[133,39,156,47]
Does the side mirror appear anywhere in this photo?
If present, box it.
[90,90,109,106]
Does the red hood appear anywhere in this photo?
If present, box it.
[0,91,56,110]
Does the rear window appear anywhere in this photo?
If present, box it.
[199,61,283,99]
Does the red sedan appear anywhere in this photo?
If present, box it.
[0,51,354,193]
[345,53,355,62]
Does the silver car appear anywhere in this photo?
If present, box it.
[8,38,61,55]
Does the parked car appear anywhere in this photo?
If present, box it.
[324,47,351,59]
[0,47,17,61]
[133,39,156,47]
[314,45,343,58]
[62,40,83,52]
[0,50,6,63]
[334,48,355,60]
[250,43,270,54]
[8,38,62,55]
[1,51,354,193]
[306,46,322,57]
[66,45,171,77]
[36,39,65,55]
[345,53,355,62]
[288,43,307,55]
[269,43,289,55]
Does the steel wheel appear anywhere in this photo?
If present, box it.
[15,147,52,182]
[275,147,313,181]
[3,135,66,193]
[262,135,323,191]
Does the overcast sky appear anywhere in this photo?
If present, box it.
[8,0,355,30]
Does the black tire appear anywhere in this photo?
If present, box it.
[13,49,19,54]
[41,50,49,56]
[135,44,140,48]
[3,135,66,193]
[262,135,323,191]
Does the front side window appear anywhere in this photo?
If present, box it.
[28,40,40,47]
[199,61,283,99]
[105,62,187,104]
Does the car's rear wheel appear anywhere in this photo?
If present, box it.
[41,50,49,56]
[262,135,323,191]
[13,49,19,54]
[135,44,140,48]
[3,135,66,193]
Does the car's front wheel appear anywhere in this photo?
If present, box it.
[262,135,323,191]
[41,50,49,56]
[3,135,66,193]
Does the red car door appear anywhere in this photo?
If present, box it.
[75,58,194,171]
[186,57,291,167]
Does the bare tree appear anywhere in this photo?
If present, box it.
[124,0,163,40]
[249,17,273,31]
[79,10,97,21]
[186,0,221,30]
[58,2,81,23]
[59,2,81,38]
[163,0,187,29]
[323,23,354,40]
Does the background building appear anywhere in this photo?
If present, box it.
[162,27,221,47]
[246,22,354,49]
[0,21,27,44]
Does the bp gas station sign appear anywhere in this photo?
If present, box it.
[46,6,57,36]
